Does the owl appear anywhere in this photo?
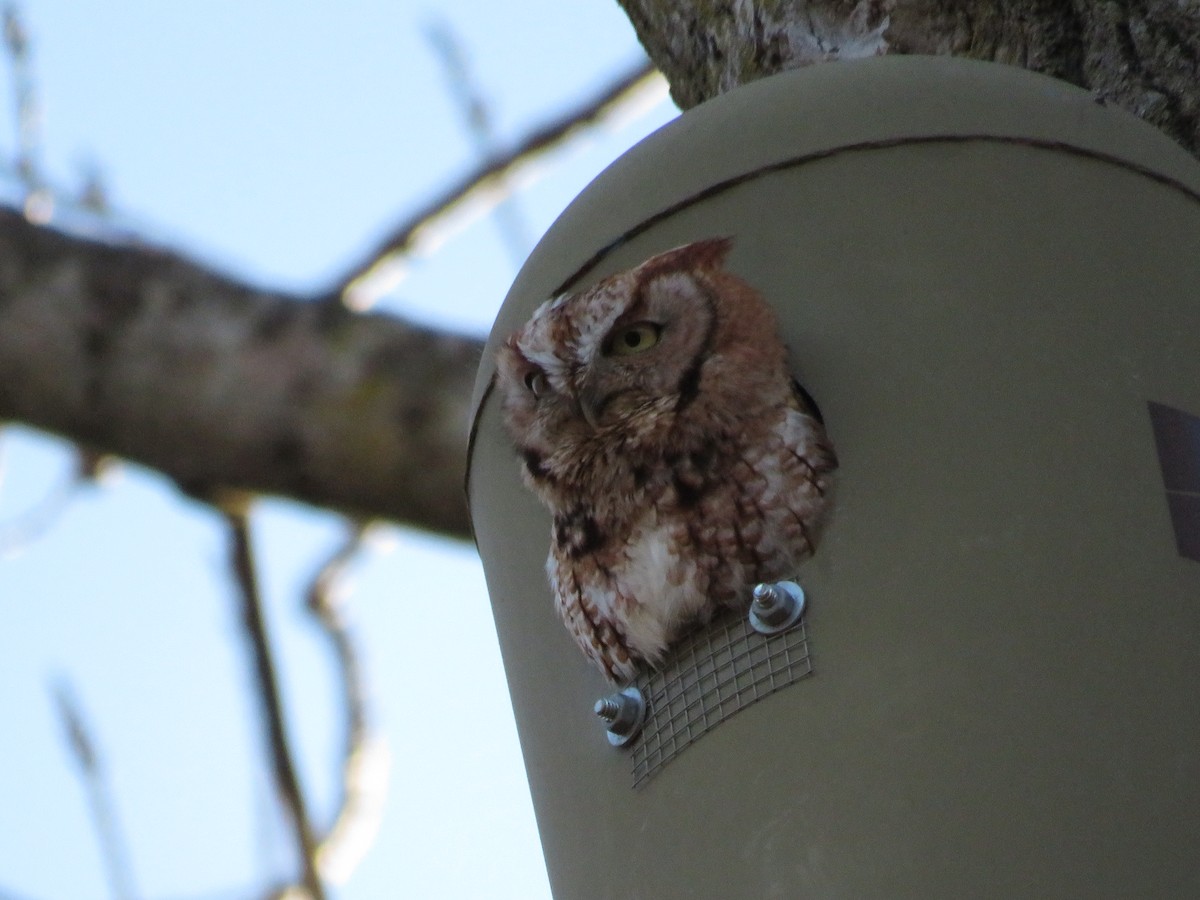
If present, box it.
[495,238,836,684]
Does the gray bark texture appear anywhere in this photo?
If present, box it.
[0,209,479,536]
[617,0,1200,159]
[2,2,1199,539]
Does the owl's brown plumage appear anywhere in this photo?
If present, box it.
[496,238,836,683]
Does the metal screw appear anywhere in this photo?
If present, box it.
[594,686,647,747]
[594,697,621,721]
[748,580,806,635]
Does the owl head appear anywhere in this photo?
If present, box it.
[496,237,796,500]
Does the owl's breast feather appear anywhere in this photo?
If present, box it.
[600,507,711,662]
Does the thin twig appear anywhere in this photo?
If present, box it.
[306,522,389,885]
[425,16,531,267]
[335,58,664,308]
[50,678,138,900]
[224,507,326,900]
[1,6,112,229]
[0,446,114,558]
[0,470,76,556]
[2,3,51,222]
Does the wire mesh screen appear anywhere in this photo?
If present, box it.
[630,609,812,788]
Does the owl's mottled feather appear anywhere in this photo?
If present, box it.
[496,238,836,683]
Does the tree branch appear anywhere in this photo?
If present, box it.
[0,62,668,539]
[425,17,533,268]
[0,444,112,556]
[336,59,661,307]
[51,678,137,900]
[305,523,388,885]
[225,507,326,900]
[0,208,480,537]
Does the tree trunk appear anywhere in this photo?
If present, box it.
[617,0,1200,160]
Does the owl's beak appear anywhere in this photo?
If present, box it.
[575,381,604,430]
[577,396,602,430]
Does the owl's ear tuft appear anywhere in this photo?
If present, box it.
[637,236,733,280]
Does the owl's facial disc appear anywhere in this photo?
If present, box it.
[574,335,672,434]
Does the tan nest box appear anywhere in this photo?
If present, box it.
[467,57,1200,897]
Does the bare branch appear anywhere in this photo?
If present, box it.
[305,522,389,885]
[0,459,80,557]
[337,59,664,308]
[0,208,480,538]
[224,507,326,900]
[2,4,51,221]
[425,16,532,268]
[0,444,114,557]
[50,678,138,900]
[0,58,672,536]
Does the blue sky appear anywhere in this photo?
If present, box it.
[0,3,675,897]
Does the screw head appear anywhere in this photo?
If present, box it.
[593,686,647,747]
[593,697,621,723]
[748,580,806,634]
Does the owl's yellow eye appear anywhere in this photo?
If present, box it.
[607,322,662,356]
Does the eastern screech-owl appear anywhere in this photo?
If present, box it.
[496,238,836,683]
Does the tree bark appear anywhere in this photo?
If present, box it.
[0,209,480,537]
[617,0,1200,160]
